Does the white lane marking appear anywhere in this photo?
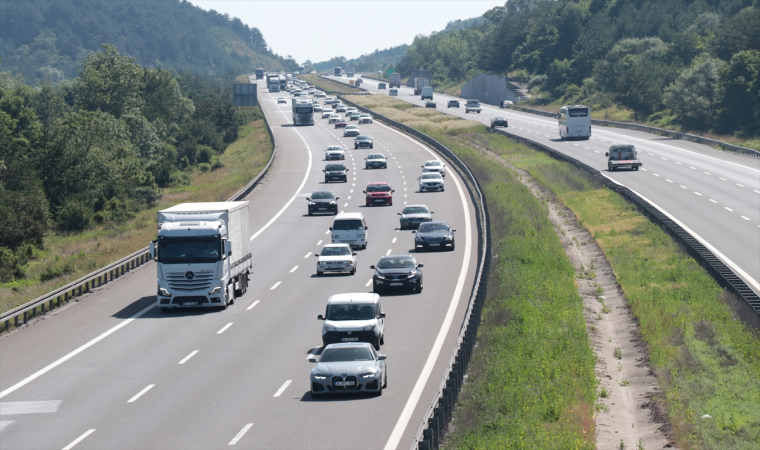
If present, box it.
[754,190,760,194]
[348,196,351,199]
[680,185,687,189]
[736,183,744,187]
[719,177,727,181]
[392,237,397,244]
[62,429,95,450]
[0,421,14,431]
[217,323,233,334]
[325,229,330,234]
[662,158,668,161]
[228,423,253,446]
[695,192,702,196]
[246,300,260,311]
[649,153,654,156]
[270,282,281,290]
[741,216,750,220]
[365,279,372,287]
[344,203,348,207]
[654,174,660,177]
[689,166,696,169]
[704,171,711,175]
[0,303,154,399]
[304,252,312,258]
[641,168,648,171]
[666,179,673,183]
[594,150,600,153]
[584,147,590,149]
[289,266,299,273]
[386,249,392,256]
[710,199,718,203]
[178,351,198,365]
[127,384,155,403]
[353,183,355,186]
[350,189,354,193]
[316,240,322,246]
[725,207,733,212]
[0,400,62,415]
[675,161,682,164]
[273,380,292,397]
[381,122,473,450]
[250,128,312,241]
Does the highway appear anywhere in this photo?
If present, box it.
[328,74,760,297]
[0,81,479,449]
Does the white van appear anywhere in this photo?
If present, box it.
[331,212,368,249]
[317,293,385,349]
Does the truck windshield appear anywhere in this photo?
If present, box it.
[158,237,222,264]
[296,107,313,114]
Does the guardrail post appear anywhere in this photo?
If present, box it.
[23,311,28,324]
[428,416,439,449]
[418,439,431,450]
[4,320,9,331]
[14,315,19,327]
[423,428,435,450]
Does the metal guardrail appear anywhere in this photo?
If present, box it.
[1,100,279,331]
[488,126,760,315]
[339,95,491,450]
[509,105,760,159]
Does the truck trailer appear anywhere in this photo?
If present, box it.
[151,202,252,311]
[334,67,342,77]
[389,73,401,88]
[413,78,430,96]
[421,86,433,100]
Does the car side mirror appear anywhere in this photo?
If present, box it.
[452,229,456,232]
[431,211,434,214]
[336,197,339,200]
[314,253,319,257]
[397,212,401,215]
[369,265,376,269]
[318,314,325,320]
[365,226,368,230]
[377,354,386,361]
[391,190,395,193]
[363,191,366,193]
[378,312,386,319]
[308,357,317,363]
[352,252,357,256]
[149,240,156,260]
[322,169,325,172]
[417,263,424,268]
[412,230,416,234]
[329,227,332,231]
[305,198,311,201]
[605,152,609,156]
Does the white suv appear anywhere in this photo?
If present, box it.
[422,160,446,177]
[315,244,357,276]
[317,293,385,349]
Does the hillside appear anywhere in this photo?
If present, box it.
[0,0,296,84]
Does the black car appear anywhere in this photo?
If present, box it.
[425,101,436,108]
[355,135,374,149]
[371,255,423,294]
[447,100,460,108]
[324,163,349,183]
[307,190,339,215]
[490,117,509,128]
[413,221,455,251]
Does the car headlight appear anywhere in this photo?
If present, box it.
[312,373,328,380]
[415,236,423,242]
[308,201,316,205]
[360,371,378,378]
[375,272,385,280]
[444,236,453,241]
[408,270,417,278]
[325,325,337,332]
[158,288,172,297]
[209,287,222,295]
[363,324,376,331]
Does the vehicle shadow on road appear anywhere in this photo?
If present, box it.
[298,391,378,402]
[111,296,232,318]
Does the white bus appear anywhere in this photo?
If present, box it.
[558,105,591,140]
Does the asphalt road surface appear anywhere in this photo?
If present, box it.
[0,81,479,450]
[328,74,760,297]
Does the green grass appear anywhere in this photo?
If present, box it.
[0,108,273,315]
[469,132,760,449]
[300,73,363,94]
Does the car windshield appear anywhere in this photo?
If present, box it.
[425,161,442,167]
[158,237,222,264]
[326,303,376,321]
[330,115,339,119]
[610,148,635,160]
[368,154,383,160]
[495,117,506,121]
[332,219,363,230]
[419,223,450,233]
[326,146,342,151]
[366,185,391,192]
[421,173,442,180]
[357,136,370,140]
[311,192,334,200]
[402,206,429,215]
[325,164,345,171]
[320,347,374,362]
[377,257,415,269]
[321,246,351,256]
[360,114,370,118]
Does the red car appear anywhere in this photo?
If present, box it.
[364,181,394,206]
[335,119,348,128]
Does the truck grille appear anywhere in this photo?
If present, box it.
[167,272,213,291]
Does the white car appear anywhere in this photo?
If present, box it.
[335,104,347,113]
[343,125,360,137]
[316,91,326,98]
[328,114,341,124]
[418,172,445,192]
[314,104,323,112]
[277,97,287,104]
[325,145,345,160]
[358,113,373,124]
[324,97,336,104]
[322,110,334,119]
[315,244,357,276]
[421,160,446,177]
[345,107,358,116]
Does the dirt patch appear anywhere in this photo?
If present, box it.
[468,135,675,449]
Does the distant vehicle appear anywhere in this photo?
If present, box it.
[389,89,399,97]
[447,100,460,108]
[413,78,429,96]
[558,105,591,140]
[255,68,264,79]
[421,160,446,177]
[316,91,326,98]
[348,112,361,121]
[277,97,287,104]
[307,190,339,216]
[322,110,334,119]
[606,145,642,171]
[378,83,386,90]
[424,100,436,108]
[413,221,456,251]
[389,73,401,88]
[328,114,341,124]
[334,67,342,77]
[324,97,336,104]
[398,205,433,230]
[325,145,345,161]
[298,64,305,74]
[279,75,287,91]
[268,81,280,92]
[418,172,444,192]
[364,181,394,206]
[347,66,355,77]
[313,104,323,112]
[335,118,348,128]
[292,99,314,126]
[345,107,359,116]
[421,86,433,100]
[323,162,349,183]
[358,113,373,124]
[354,135,373,149]
[465,99,481,113]
[500,100,513,108]
[371,255,423,294]
[343,124,360,136]
[314,244,356,275]
[335,104,347,113]
[315,292,385,349]
[364,153,387,169]
[490,117,508,128]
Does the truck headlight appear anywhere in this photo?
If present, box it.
[363,324,376,331]
[209,287,222,295]
[158,288,172,297]
[325,325,337,332]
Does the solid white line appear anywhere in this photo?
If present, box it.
[754,190,760,194]
[250,128,312,241]
[0,303,154,399]
[392,237,397,244]
[270,282,281,290]
[62,429,95,450]
[381,121,473,450]
[178,351,198,365]
[641,168,648,171]
[365,279,372,287]
[228,423,253,446]
[273,380,292,397]
[217,323,233,334]
[127,384,155,403]
[246,300,260,311]
[304,252,312,258]
[290,266,299,273]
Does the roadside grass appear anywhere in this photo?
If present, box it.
[0,108,273,315]
[300,73,362,94]
[469,131,760,449]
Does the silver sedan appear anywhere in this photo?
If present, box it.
[398,205,434,229]
[309,343,387,397]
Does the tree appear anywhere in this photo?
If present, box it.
[75,44,145,118]
[663,56,724,129]
[715,50,760,135]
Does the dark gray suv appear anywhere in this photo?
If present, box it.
[324,163,349,183]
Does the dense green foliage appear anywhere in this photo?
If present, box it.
[394,0,760,135]
[0,45,250,282]
[0,0,297,84]
[312,45,409,75]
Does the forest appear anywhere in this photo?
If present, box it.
[0,44,255,282]
[395,0,760,136]
[0,0,297,84]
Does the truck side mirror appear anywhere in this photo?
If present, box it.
[317,314,325,320]
[329,227,332,231]
[224,240,232,257]
[149,241,156,260]
[605,152,609,156]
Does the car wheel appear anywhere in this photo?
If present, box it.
[370,145,373,149]
[383,369,387,388]
[316,271,323,277]
[351,265,356,275]
[373,337,381,350]
[380,334,385,345]
[415,284,422,294]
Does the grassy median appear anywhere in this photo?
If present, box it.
[0,107,273,315]
[347,94,760,449]
[299,73,363,94]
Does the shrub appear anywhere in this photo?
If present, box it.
[56,200,94,232]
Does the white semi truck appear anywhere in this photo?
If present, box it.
[292,98,314,125]
[389,73,401,88]
[421,86,433,100]
[413,78,430,96]
[150,202,252,311]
